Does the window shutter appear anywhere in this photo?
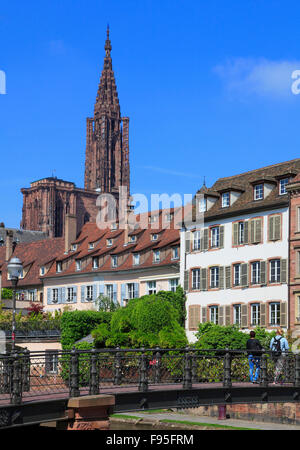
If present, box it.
[81,285,85,303]
[185,231,191,254]
[274,215,281,240]
[225,266,231,289]
[113,284,118,304]
[260,303,266,327]
[201,306,207,323]
[241,304,248,328]
[99,284,104,296]
[233,223,238,246]
[134,283,139,299]
[184,270,189,291]
[225,305,231,325]
[121,284,126,307]
[255,219,262,243]
[280,259,287,283]
[93,284,97,301]
[189,305,200,331]
[73,286,77,303]
[244,221,249,244]
[219,306,224,326]
[47,288,52,305]
[250,220,255,244]
[241,263,248,287]
[219,226,224,248]
[34,289,37,302]
[280,302,287,327]
[201,268,207,291]
[269,216,275,241]
[61,287,66,304]
[202,228,209,251]
[260,261,266,285]
[219,266,224,289]
[58,288,62,304]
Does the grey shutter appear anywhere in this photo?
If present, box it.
[243,221,249,244]
[47,288,52,305]
[113,284,118,304]
[201,306,207,323]
[233,223,238,246]
[58,288,62,304]
[274,215,281,240]
[241,304,248,328]
[225,305,231,325]
[201,268,207,291]
[260,261,266,285]
[99,284,104,296]
[219,266,224,289]
[219,306,224,326]
[280,259,287,283]
[202,228,209,251]
[241,263,248,287]
[93,284,97,301]
[255,219,262,243]
[185,231,191,254]
[219,226,224,248]
[134,283,139,299]
[61,287,66,304]
[184,270,189,291]
[250,220,255,244]
[73,286,77,303]
[269,216,275,241]
[81,285,85,303]
[260,303,266,327]
[280,302,287,327]
[121,284,126,306]
[225,266,231,289]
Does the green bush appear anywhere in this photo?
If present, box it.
[1,288,12,299]
[60,310,112,349]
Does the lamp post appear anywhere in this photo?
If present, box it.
[7,257,23,351]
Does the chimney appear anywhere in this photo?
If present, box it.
[65,214,77,253]
[5,230,14,262]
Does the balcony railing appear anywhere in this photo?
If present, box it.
[0,321,61,339]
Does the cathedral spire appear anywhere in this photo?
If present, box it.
[105,24,112,57]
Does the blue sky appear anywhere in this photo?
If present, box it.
[1,0,300,227]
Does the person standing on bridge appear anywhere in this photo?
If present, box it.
[270,328,289,385]
[246,331,263,384]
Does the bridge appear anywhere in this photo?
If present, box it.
[0,347,299,429]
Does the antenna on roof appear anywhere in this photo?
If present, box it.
[203,176,206,187]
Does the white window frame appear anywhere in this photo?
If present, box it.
[222,192,230,208]
[192,269,200,290]
[107,239,113,247]
[210,306,218,324]
[67,287,75,302]
[172,247,179,259]
[151,234,158,241]
[269,302,280,326]
[233,264,241,286]
[270,259,280,283]
[169,278,179,292]
[279,178,289,195]
[211,227,220,248]
[52,288,59,303]
[105,284,114,301]
[238,221,245,245]
[112,256,118,268]
[86,285,94,301]
[251,303,260,326]
[199,197,207,212]
[251,261,260,285]
[210,266,219,288]
[133,253,140,266]
[147,281,156,295]
[56,262,62,273]
[254,184,264,201]
[233,304,241,326]
[193,231,201,251]
[76,260,81,271]
[92,257,99,269]
[153,250,160,263]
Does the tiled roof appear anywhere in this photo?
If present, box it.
[191,158,300,222]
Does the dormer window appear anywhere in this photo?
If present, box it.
[107,239,113,247]
[222,192,230,208]
[88,243,95,250]
[75,260,81,271]
[92,257,99,269]
[199,197,207,212]
[151,234,158,241]
[112,256,118,268]
[133,253,140,265]
[165,212,174,222]
[56,262,62,273]
[172,247,179,260]
[279,178,289,195]
[40,266,46,276]
[129,235,136,243]
[153,250,160,263]
[111,223,117,230]
[254,184,264,201]
[149,215,158,224]
[71,244,77,251]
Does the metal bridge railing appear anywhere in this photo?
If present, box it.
[1,348,300,405]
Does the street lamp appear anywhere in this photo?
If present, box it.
[7,257,23,351]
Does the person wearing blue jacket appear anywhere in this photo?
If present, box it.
[270,328,289,384]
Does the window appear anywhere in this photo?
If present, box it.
[192,269,201,290]
[153,250,160,263]
[56,262,62,273]
[151,234,158,241]
[199,197,207,212]
[211,227,220,248]
[129,235,136,243]
[210,267,219,288]
[270,259,280,283]
[193,231,201,251]
[165,213,174,222]
[107,239,113,247]
[45,351,58,374]
[233,305,241,326]
[52,289,59,303]
[111,223,117,230]
[279,178,289,195]
[105,284,114,301]
[251,304,260,326]
[238,222,245,245]
[222,192,230,208]
[210,306,218,324]
[169,278,179,292]
[112,256,118,268]
[149,215,158,224]
[133,253,140,265]
[92,257,99,269]
[233,264,241,286]
[172,247,179,259]
[71,244,77,251]
[127,283,135,299]
[76,260,81,271]
[86,285,93,301]
[40,266,46,276]
[67,287,75,302]
[147,281,156,295]
[28,290,35,302]
[254,184,264,200]
[270,302,280,326]
[251,261,260,285]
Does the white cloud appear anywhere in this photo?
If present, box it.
[214,58,300,99]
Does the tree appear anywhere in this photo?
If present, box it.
[95,294,120,312]
[1,288,12,299]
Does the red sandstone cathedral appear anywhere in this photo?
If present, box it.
[20,27,130,238]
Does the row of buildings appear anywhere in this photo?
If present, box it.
[1,28,300,347]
